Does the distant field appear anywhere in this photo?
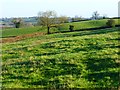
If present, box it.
[1,26,45,38]
[2,27,119,88]
[1,19,120,38]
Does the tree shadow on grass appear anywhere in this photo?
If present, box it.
[34,52,60,56]
[71,40,119,87]
[53,25,118,33]
[85,57,117,72]
[2,73,30,85]
[71,28,118,37]
[11,60,34,66]
[43,63,82,77]
[52,27,118,40]
[87,72,119,82]
[8,74,30,80]
[29,77,65,89]
[86,71,119,88]
[84,56,119,87]
[28,58,84,88]
[72,45,103,53]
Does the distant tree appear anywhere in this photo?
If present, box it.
[58,16,68,23]
[71,18,75,22]
[12,18,23,28]
[25,22,34,27]
[69,25,74,31]
[71,16,83,22]
[92,11,100,20]
[102,14,107,19]
[37,10,57,34]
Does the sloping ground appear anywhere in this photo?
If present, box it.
[2,27,119,88]
[1,25,120,43]
[1,26,44,38]
[1,19,120,38]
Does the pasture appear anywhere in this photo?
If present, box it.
[2,26,119,88]
[1,19,120,38]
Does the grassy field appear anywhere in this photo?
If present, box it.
[1,19,120,38]
[1,26,44,38]
[2,27,119,88]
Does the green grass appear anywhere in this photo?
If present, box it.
[61,19,108,30]
[0,26,46,38]
[2,27,119,88]
[1,19,120,38]
[63,19,120,30]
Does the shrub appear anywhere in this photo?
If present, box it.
[69,25,74,31]
[106,19,115,27]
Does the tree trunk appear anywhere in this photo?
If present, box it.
[47,26,50,34]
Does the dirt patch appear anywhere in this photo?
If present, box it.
[0,32,46,43]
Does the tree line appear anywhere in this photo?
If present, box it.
[11,10,116,34]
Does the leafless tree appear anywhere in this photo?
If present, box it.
[92,11,100,20]
[38,10,57,34]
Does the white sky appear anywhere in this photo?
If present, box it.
[0,0,119,18]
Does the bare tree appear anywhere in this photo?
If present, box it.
[92,11,100,20]
[58,16,68,23]
[38,10,57,34]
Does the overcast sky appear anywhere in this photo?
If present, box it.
[0,0,119,18]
